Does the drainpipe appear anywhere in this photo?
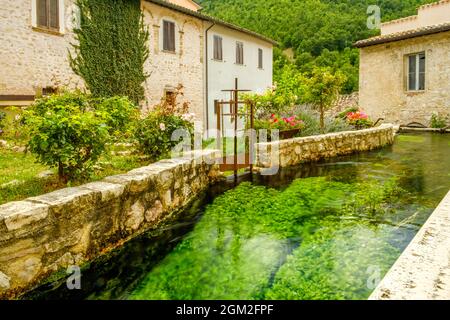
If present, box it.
[205,22,216,134]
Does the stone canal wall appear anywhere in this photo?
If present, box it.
[0,150,220,299]
[370,190,450,300]
[255,124,397,169]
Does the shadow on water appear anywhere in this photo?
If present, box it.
[24,133,450,300]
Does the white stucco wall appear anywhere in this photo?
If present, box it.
[381,0,450,35]
[205,24,273,136]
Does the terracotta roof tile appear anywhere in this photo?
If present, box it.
[354,22,450,48]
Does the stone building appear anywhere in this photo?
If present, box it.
[355,0,450,126]
[0,0,275,130]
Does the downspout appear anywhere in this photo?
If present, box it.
[205,22,216,134]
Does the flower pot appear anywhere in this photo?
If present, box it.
[279,128,300,140]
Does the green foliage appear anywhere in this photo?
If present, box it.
[303,67,346,131]
[70,0,149,104]
[242,64,306,118]
[22,92,137,181]
[135,112,194,161]
[0,111,5,133]
[198,0,435,93]
[96,96,140,140]
[430,113,449,129]
[130,177,416,300]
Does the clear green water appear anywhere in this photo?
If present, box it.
[26,133,450,300]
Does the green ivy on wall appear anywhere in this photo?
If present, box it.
[70,0,150,104]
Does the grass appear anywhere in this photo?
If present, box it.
[0,148,147,205]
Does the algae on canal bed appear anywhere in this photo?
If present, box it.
[25,133,450,300]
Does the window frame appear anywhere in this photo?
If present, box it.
[36,0,60,32]
[162,20,176,53]
[213,35,223,61]
[406,52,426,92]
[235,41,244,65]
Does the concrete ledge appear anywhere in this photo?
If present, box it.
[0,150,220,299]
[370,191,450,300]
[255,124,397,169]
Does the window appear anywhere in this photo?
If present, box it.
[258,48,263,69]
[164,90,176,108]
[213,35,223,61]
[236,42,244,65]
[36,0,59,31]
[163,20,176,52]
[407,52,425,91]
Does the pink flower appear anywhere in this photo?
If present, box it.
[159,123,166,131]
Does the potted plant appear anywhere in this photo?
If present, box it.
[346,111,373,129]
[255,114,305,141]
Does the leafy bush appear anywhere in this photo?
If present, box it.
[0,111,5,134]
[96,96,139,140]
[135,112,193,161]
[430,113,448,129]
[135,85,195,161]
[23,92,136,181]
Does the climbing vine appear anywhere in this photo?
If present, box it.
[70,0,149,104]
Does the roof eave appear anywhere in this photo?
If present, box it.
[144,0,278,46]
[354,23,450,48]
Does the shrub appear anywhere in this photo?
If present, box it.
[0,111,5,134]
[135,112,194,161]
[430,113,448,129]
[23,91,136,182]
[96,96,139,140]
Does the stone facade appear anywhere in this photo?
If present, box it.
[370,190,450,300]
[358,0,450,126]
[0,0,205,120]
[0,150,220,299]
[359,31,450,126]
[255,124,397,169]
[141,1,205,120]
[0,0,82,99]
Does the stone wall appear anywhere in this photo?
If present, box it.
[0,150,220,299]
[370,190,450,300]
[359,31,450,126]
[255,124,397,169]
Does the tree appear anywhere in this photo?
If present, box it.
[303,67,346,132]
[70,0,149,104]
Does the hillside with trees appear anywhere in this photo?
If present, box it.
[198,0,435,93]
